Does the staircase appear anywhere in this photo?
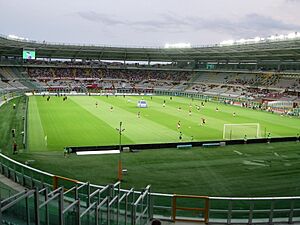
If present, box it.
[184,72,202,91]
[0,181,152,225]
[11,67,41,90]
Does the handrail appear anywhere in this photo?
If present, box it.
[0,153,54,177]
[113,181,121,187]
[97,196,109,210]
[1,190,27,205]
[1,190,35,211]
[38,187,47,194]
[108,195,118,207]
[64,186,77,195]
[53,175,78,189]
[39,192,61,208]
[98,184,110,195]
[89,189,100,198]
[2,150,300,224]
[77,181,88,190]
[174,194,209,199]
[62,199,79,214]
[119,192,127,202]
[80,201,97,218]
[172,194,209,223]
[2,150,300,207]
[209,196,300,200]
[134,188,149,207]
[47,187,63,197]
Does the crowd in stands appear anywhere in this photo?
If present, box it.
[17,67,300,98]
[213,74,279,87]
[2,65,300,103]
[23,67,194,92]
[187,71,300,101]
[26,68,191,82]
[20,59,175,69]
[226,75,259,86]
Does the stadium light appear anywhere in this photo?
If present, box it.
[236,39,246,44]
[116,121,125,181]
[268,35,277,41]
[220,32,300,46]
[287,32,300,39]
[288,33,296,39]
[278,34,285,40]
[8,34,29,41]
[164,43,191,48]
[253,37,261,42]
[219,40,235,46]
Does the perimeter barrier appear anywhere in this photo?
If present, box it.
[1,153,300,224]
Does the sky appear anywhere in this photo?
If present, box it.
[0,0,300,47]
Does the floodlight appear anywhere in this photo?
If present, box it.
[287,32,299,39]
[220,40,235,46]
[237,39,246,44]
[268,35,276,40]
[8,34,18,39]
[254,37,261,42]
[164,43,191,48]
[8,34,28,41]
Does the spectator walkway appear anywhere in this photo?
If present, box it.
[0,174,25,192]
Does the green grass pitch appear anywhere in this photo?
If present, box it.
[28,95,300,151]
[15,142,300,197]
[2,96,300,197]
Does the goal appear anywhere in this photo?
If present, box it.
[223,123,260,140]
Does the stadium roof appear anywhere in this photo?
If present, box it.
[1,35,300,63]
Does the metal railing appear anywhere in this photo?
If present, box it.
[1,152,300,224]
[208,196,300,224]
[0,153,152,225]
[172,194,209,223]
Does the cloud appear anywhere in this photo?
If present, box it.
[77,11,190,33]
[77,11,300,38]
[242,14,288,30]
[285,0,300,2]
[130,13,190,33]
[231,13,300,37]
[77,11,125,26]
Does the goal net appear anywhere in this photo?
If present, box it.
[223,123,260,140]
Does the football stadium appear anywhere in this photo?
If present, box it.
[1,2,300,224]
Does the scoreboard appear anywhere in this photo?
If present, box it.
[23,49,36,60]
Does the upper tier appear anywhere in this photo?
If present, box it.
[1,34,300,62]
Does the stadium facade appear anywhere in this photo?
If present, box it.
[1,34,300,70]
[1,35,300,224]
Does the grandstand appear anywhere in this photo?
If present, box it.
[1,33,300,225]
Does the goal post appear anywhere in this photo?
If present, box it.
[223,123,260,140]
